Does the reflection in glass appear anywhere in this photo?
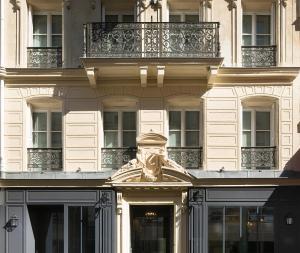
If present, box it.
[225,208,240,253]
[208,207,223,253]
[69,206,95,253]
[28,205,64,253]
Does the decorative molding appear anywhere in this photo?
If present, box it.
[9,0,20,12]
[140,66,148,87]
[200,0,212,8]
[157,66,165,87]
[117,192,123,214]
[280,0,287,7]
[225,0,237,11]
[85,67,98,88]
[63,0,71,10]
[90,0,96,10]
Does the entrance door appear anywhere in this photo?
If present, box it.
[130,205,174,253]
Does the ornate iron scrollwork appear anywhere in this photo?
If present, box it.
[242,46,276,67]
[241,146,276,169]
[101,147,137,169]
[27,47,62,68]
[84,22,220,58]
[27,148,63,171]
[167,147,202,169]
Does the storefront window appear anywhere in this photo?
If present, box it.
[208,206,274,253]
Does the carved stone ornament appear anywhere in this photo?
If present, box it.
[200,0,212,8]
[281,0,287,7]
[110,133,193,183]
[63,0,71,10]
[225,0,237,10]
[9,0,20,12]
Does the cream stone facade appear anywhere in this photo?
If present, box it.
[1,0,300,253]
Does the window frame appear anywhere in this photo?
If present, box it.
[242,107,274,147]
[31,109,62,148]
[169,12,200,22]
[103,110,137,148]
[167,109,202,147]
[242,12,273,46]
[104,12,135,22]
[32,12,62,47]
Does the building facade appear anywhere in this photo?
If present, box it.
[1,0,300,252]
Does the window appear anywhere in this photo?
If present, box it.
[208,206,274,253]
[105,14,134,22]
[168,111,200,147]
[242,110,272,147]
[33,14,62,47]
[169,14,199,22]
[243,14,271,46]
[32,111,62,148]
[103,111,136,148]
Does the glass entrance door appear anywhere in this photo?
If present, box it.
[130,205,174,253]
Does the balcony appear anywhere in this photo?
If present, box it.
[101,147,137,169]
[242,46,276,67]
[167,147,202,169]
[83,22,220,58]
[241,146,276,170]
[27,47,62,68]
[27,148,63,171]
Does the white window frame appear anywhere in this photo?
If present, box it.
[103,110,137,148]
[242,12,273,46]
[167,109,202,147]
[242,107,274,147]
[31,109,62,148]
[31,12,62,47]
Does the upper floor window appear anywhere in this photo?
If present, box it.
[33,14,62,47]
[242,14,271,46]
[169,14,199,22]
[168,111,200,147]
[32,111,62,148]
[103,111,136,148]
[105,14,134,22]
[242,109,272,147]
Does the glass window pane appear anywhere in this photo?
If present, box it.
[33,132,47,148]
[51,112,62,131]
[33,15,47,34]
[123,112,136,130]
[52,15,62,34]
[185,15,199,22]
[51,132,62,148]
[169,111,181,130]
[243,15,252,34]
[186,111,199,130]
[123,131,136,147]
[123,15,134,22]
[68,207,81,253]
[243,35,252,46]
[243,111,251,130]
[105,15,118,22]
[104,112,118,130]
[242,131,251,147]
[256,112,270,130]
[256,15,270,34]
[259,207,274,252]
[169,131,181,147]
[33,35,47,47]
[33,112,47,131]
[186,131,199,147]
[104,132,118,147]
[82,207,95,253]
[225,207,240,253]
[256,131,270,146]
[169,15,181,22]
[256,35,271,46]
[208,208,223,253]
[52,35,62,47]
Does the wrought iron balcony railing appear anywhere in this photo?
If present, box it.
[101,147,137,169]
[242,45,276,67]
[27,47,62,68]
[167,147,202,169]
[241,146,276,170]
[83,22,220,58]
[27,148,63,171]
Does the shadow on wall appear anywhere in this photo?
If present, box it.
[280,148,300,178]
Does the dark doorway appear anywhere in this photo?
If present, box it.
[130,205,174,253]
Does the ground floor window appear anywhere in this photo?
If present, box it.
[208,206,274,253]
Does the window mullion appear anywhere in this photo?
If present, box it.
[253,14,256,46]
[119,111,122,148]
[47,15,51,47]
[252,110,255,147]
[182,111,185,147]
[47,111,51,148]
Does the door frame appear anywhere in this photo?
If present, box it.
[117,190,188,253]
